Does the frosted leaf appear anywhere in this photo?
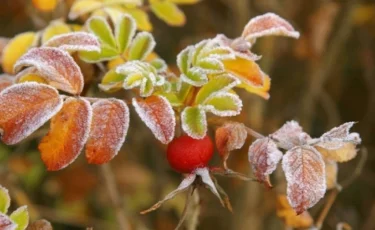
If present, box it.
[68,0,103,20]
[0,185,10,214]
[325,159,338,190]
[150,58,168,73]
[181,106,207,139]
[316,122,361,150]
[14,47,84,94]
[200,46,236,61]
[201,91,243,117]
[128,32,156,61]
[39,97,92,171]
[181,67,208,87]
[215,122,247,168]
[0,74,14,92]
[0,82,63,145]
[0,213,16,230]
[115,14,136,54]
[315,143,358,163]
[43,32,101,52]
[195,167,224,206]
[86,99,129,164]
[132,95,175,144]
[282,145,326,214]
[271,120,311,150]
[9,206,29,230]
[140,173,196,214]
[242,13,300,43]
[196,57,225,74]
[248,137,283,187]
[139,77,154,97]
[191,40,209,66]
[177,45,193,75]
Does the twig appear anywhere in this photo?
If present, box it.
[175,186,194,230]
[101,164,131,230]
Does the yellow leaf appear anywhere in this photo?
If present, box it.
[69,0,102,20]
[18,74,47,84]
[1,32,38,74]
[276,195,313,228]
[316,143,358,163]
[32,0,58,12]
[107,57,125,69]
[42,21,72,44]
[223,57,270,99]
[102,6,124,23]
[124,8,153,31]
[151,1,186,26]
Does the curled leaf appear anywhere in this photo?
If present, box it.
[316,122,361,150]
[39,98,92,171]
[248,137,283,187]
[86,99,129,164]
[0,82,63,145]
[132,95,175,144]
[14,47,85,95]
[242,13,300,42]
[271,120,311,150]
[316,143,358,163]
[43,32,101,52]
[141,173,196,214]
[195,167,224,206]
[181,106,207,139]
[282,145,326,214]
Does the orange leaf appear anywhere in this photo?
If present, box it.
[39,97,92,171]
[0,82,63,145]
[32,0,58,12]
[132,95,175,144]
[223,57,270,99]
[14,47,84,95]
[86,99,129,164]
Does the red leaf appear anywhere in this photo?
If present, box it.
[43,32,101,52]
[86,99,129,164]
[282,145,326,214]
[0,213,16,230]
[248,137,283,187]
[0,82,63,145]
[270,120,311,150]
[242,13,300,42]
[39,97,92,171]
[132,95,175,144]
[14,47,84,94]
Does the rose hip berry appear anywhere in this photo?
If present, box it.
[167,135,214,173]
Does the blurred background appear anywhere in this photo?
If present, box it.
[0,0,374,229]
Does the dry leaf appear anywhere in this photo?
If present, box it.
[0,82,63,145]
[271,120,311,150]
[248,137,283,187]
[43,32,101,52]
[39,97,92,171]
[276,194,313,228]
[86,99,129,164]
[282,145,326,214]
[316,143,358,163]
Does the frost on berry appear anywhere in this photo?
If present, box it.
[132,95,175,144]
[43,32,101,52]
[39,97,92,171]
[215,122,247,168]
[270,120,311,150]
[242,13,300,43]
[248,137,283,188]
[195,167,224,206]
[282,145,326,214]
[14,47,84,94]
[140,173,197,214]
[86,99,129,164]
[0,213,16,230]
[0,82,63,145]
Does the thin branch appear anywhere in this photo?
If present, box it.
[101,164,131,230]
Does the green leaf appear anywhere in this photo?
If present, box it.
[197,58,224,73]
[181,67,208,86]
[191,40,208,66]
[0,185,10,214]
[181,106,207,139]
[10,206,29,230]
[99,70,125,92]
[195,73,240,104]
[140,78,154,97]
[79,44,118,62]
[87,16,117,49]
[124,8,152,31]
[150,58,167,72]
[177,46,192,75]
[156,92,183,106]
[151,1,186,26]
[177,81,192,101]
[128,32,156,61]
[115,14,136,54]
[202,92,242,116]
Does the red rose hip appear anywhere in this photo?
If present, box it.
[167,135,214,173]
